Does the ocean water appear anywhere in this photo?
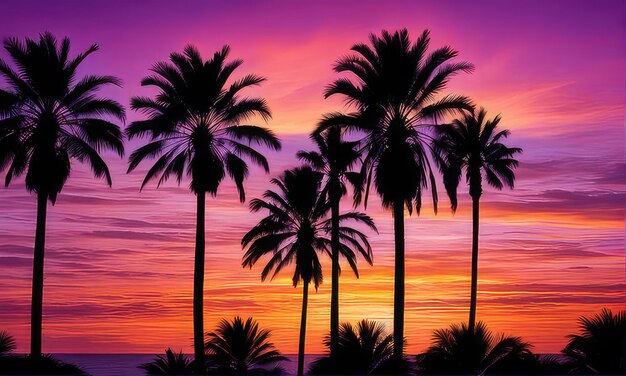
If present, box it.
[55,354,318,376]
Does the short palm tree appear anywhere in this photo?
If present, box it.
[434,108,521,333]
[310,320,394,375]
[563,308,626,374]
[0,332,16,355]
[0,33,125,358]
[242,166,376,376]
[205,316,286,375]
[417,321,533,375]
[140,348,193,375]
[127,45,280,372]
[297,126,371,356]
[318,28,474,358]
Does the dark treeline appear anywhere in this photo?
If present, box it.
[0,29,624,376]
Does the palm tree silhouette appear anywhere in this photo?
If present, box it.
[205,316,286,375]
[242,166,376,376]
[433,108,521,333]
[317,29,474,358]
[563,308,626,374]
[0,33,125,358]
[297,126,371,357]
[310,320,394,375]
[417,321,533,375]
[0,332,16,356]
[127,45,281,373]
[140,348,193,375]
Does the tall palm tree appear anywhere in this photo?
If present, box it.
[433,108,521,333]
[205,316,286,375]
[297,126,371,356]
[317,28,474,358]
[310,320,394,375]
[0,33,125,358]
[127,45,281,373]
[563,308,626,374]
[242,166,376,376]
[417,321,533,375]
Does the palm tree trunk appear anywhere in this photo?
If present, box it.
[468,196,480,333]
[193,191,206,374]
[30,191,47,359]
[329,180,340,358]
[298,281,309,376]
[392,199,405,360]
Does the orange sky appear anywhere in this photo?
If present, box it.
[0,0,624,355]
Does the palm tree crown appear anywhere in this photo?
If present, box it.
[310,320,394,375]
[417,321,533,375]
[0,32,125,202]
[434,107,522,210]
[319,28,474,213]
[139,348,193,375]
[0,331,16,355]
[126,45,280,198]
[205,316,286,375]
[297,126,364,205]
[563,308,626,374]
[242,166,375,287]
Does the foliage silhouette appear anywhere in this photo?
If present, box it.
[0,355,86,375]
[139,348,193,375]
[127,44,280,373]
[563,308,626,374]
[0,331,16,355]
[205,316,286,375]
[297,126,371,356]
[309,319,403,375]
[417,321,533,375]
[433,108,521,332]
[485,353,571,375]
[242,166,375,376]
[0,32,125,358]
[317,28,474,359]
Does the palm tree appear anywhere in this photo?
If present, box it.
[205,316,286,375]
[433,108,521,333]
[0,33,125,358]
[127,45,280,373]
[563,308,626,374]
[242,166,376,376]
[417,321,533,375]
[297,126,371,356]
[310,320,394,375]
[317,29,474,358]
[0,332,16,356]
[140,348,193,375]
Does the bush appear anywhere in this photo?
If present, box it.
[0,354,87,375]
[309,320,409,375]
[563,308,626,374]
[417,321,533,375]
[139,348,193,375]
[0,332,16,355]
[205,317,286,375]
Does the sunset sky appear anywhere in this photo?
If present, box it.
[0,0,624,355]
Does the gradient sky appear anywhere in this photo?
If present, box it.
[0,0,624,355]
